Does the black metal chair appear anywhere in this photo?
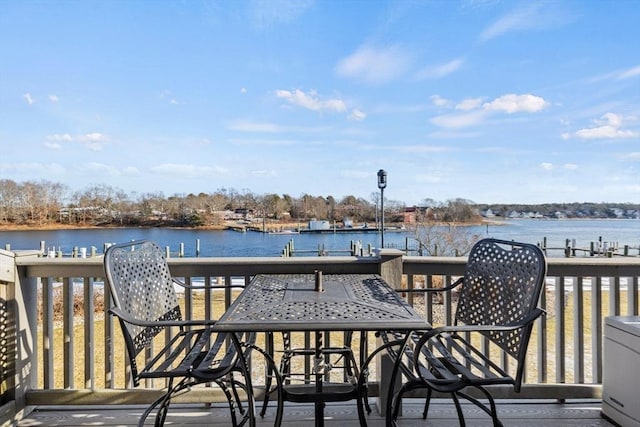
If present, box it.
[260,330,367,416]
[103,240,257,427]
[370,238,546,426]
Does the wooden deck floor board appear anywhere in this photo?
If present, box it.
[17,400,613,426]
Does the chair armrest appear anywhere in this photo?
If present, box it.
[415,308,545,348]
[395,276,464,293]
[108,307,218,328]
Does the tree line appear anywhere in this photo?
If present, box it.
[0,179,406,227]
[1,179,636,228]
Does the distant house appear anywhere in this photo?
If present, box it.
[483,209,495,218]
[402,207,417,224]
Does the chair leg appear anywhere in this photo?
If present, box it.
[421,387,432,419]
[457,387,504,427]
[217,378,247,427]
[245,342,283,427]
[139,379,176,427]
[451,392,466,427]
[229,335,256,427]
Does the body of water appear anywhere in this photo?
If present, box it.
[1,219,638,257]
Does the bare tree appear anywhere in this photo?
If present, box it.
[411,199,480,256]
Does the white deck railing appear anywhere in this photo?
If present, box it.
[1,248,639,423]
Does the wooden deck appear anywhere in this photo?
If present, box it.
[17,399,613,426]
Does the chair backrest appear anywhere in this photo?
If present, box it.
[103,240,182,372]
[455,238,546,359]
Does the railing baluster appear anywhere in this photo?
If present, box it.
[610,276,620,316]
[42,277,54,389]
[573,277,584,383]
[630,276,639,315]
[537,289,547,383]
[83,277,95,389]
[555,276,566,384]
[63,277,74,389]
[591,276,603,383]
[104,289,114,388]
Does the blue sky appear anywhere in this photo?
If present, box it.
[1,0,639,205]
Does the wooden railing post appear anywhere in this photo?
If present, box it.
[0,248,16,425]
[375,248,404,415]
[377,248,403,289]
[0,251,39,423]
[1,249,40,425]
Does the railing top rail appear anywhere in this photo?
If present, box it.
[17,255,382,278]
[14,253,640,278]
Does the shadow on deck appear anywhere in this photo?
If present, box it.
[17,399,612,426]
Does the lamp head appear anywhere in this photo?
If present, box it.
[377,169,387,189]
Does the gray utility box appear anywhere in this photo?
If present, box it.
[602,316,640,427]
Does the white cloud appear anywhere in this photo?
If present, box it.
[348,109,366,121]
[241,87,247,94]
[623,152,640,160]
[47,133,73,142]
[430,110,488,129]
[23,93,34,105]
[478,3,569,42]
[456,98,483,111]
[430,93,548,129]
[588,64,640,83]
[276,89,347,113]
[82,132,107,142]
[574,113,638,140]
[540,162,553,170]
[618,65,640,79]
[483,94,548,113]
[335,45,411,84]
[228,120,328,133]
[49,95,59,102]
[430,95,450,107]
[564,163,578,170]
[78,133,109,151]
[415,58,464,79]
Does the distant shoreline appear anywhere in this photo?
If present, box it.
[1,217,636,233]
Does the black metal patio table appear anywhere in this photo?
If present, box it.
[215,273,430,427]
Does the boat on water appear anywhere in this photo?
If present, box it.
[268,229,300,235]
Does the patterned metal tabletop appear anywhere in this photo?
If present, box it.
[215,274,430,332]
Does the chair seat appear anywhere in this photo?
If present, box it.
[415,333,516,392]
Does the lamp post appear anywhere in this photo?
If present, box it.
[377,169,387,249]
